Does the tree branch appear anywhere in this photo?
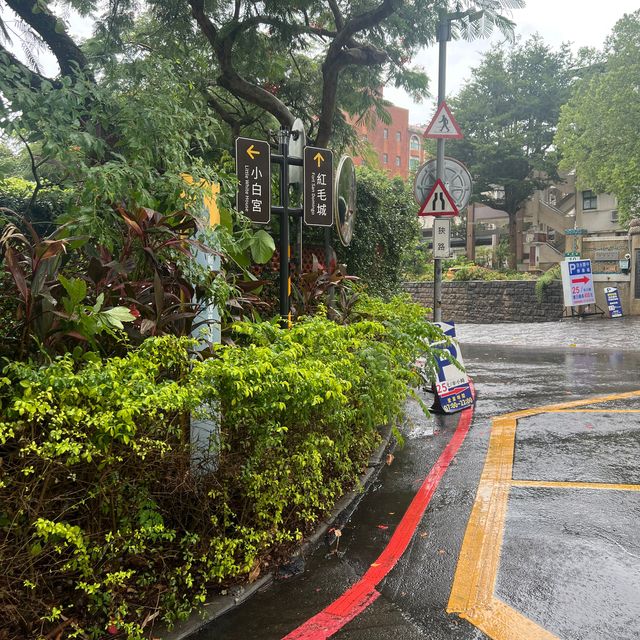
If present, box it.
[189,0,295,128]
[0,44,52,90]
[316,0,400,145]
[206,91,256,138]
[330,0,402,53]
[4,0,93,80]
[17,133,42,213]
[327,0,345,30]
[228,15,336,40]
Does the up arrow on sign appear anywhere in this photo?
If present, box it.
[304,146,334,227]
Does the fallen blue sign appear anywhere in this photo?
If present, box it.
[433,322,474,413]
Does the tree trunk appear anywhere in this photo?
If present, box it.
[508,212,518,270]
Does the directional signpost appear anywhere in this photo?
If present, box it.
[234,129,355,324]
[561,259,596,307]
[418,178,459,217]
[304,146,334,227]
[236,137,271,224]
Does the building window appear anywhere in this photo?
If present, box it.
[410,135,420,151]
[383,128,388,139]
[582,190,597,210]
[409,157,419,171]
[396,131,401,142]
[383,153,388,164]
[395,156,401,167]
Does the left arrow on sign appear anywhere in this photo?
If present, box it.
[247,144,260,159]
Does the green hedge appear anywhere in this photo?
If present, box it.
[0,294,443,637]
[335,167,421,298]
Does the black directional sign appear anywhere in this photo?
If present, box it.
[236,137,271,224]
[303,146,334,227]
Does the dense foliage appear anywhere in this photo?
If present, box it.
[0,0,520,151]
[447,37,578,267]
[0,177,68,233]
[555,10,640,224]
[335,167,421,298]
[0,294,444,637]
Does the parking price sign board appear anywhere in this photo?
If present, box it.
[433,322,474,414]
[560,259,596,306]
[304,146,334,227]
[604,287,623,317]
[236,137,271,224]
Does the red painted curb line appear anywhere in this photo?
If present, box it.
[282,383,476,640]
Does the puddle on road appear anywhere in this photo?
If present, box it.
[456,317,640,352]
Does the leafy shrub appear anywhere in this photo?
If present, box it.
[449,264,510,281]
[446,262,536,281]
[535,264,561,302]
[0,295,444,637]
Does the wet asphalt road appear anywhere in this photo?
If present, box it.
[191,318,640,640]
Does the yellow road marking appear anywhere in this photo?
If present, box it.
[465,598,561,640]
[552,409,640,413]
[511,480,640,491]
[448,389,640,639]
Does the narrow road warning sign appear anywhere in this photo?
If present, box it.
[418,179,459,217]
[424,102,463,139]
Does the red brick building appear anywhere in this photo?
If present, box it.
[351,100,429,180]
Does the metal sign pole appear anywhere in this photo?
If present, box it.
[278,129,291,323]
[434,13,450,323]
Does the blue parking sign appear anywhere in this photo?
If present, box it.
[432,322,474,413]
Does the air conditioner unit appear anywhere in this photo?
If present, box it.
[611,210,619,222]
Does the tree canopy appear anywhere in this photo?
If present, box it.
[1,0,522,150]
[555,10,640,225]
[447,36,577,266]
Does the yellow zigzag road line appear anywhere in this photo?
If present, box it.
[511,480,640,491]
[552,409,640,413]
[447,389,640,640]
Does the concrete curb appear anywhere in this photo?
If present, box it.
[161,422,397,640]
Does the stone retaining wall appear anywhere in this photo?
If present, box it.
[403,280,564,323]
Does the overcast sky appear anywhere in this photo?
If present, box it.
[385,0,640,126]
[4,0,639,127]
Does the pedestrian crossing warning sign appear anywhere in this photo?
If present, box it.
[418,179,459,217]
[424,102,463,139]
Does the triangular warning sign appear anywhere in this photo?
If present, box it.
[424,102,463,139]
[418,179,459,217]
